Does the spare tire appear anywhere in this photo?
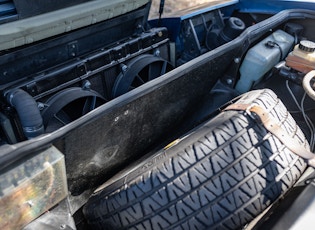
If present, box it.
[83,89,308,230]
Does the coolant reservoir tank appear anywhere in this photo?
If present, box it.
[286,40,315,73]
[235,30,294,93]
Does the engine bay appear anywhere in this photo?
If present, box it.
[1,3,314,150]
[0,0,314,188]
[1,1,315,229]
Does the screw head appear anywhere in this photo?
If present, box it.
[82,80,91,90]
[121,64,128,72]
[234,58,240,63]
[226,79,233,85]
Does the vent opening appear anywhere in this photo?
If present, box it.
[0,0,17,24]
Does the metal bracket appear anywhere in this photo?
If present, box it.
[68,41,78,57]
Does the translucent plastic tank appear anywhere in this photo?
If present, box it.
[235,30,294,93]
[286,40,315,73]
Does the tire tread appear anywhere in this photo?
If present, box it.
[84,89,308,230]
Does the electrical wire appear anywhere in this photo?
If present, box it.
[286,80,315,150]
[301,92,315,149]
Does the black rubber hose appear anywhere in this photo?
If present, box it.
[7,89,44,139]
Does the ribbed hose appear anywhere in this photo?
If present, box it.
[7,89,44,139]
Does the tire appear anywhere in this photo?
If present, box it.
[83,89,308,230]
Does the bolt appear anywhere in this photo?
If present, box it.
[157,31,163,37]
[154,49,160,57]
[121,64,128,73]
[60,224,66,229]
[82,80,91,90]
[226,79,233,85]
[37,102,45,111]
[234,57,241,63]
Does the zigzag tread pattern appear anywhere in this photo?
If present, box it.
[84,89,308,230]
